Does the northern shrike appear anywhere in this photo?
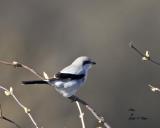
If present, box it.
[22,56,96,97]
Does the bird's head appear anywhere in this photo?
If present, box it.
[72,56,96,72]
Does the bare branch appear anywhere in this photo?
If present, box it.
[0,60,44,80]
[148,84,160,93]
[0,85,39,128]
[129,42,160,94]
[129,42,160,66]
[0,60,54,87]
[76,101,85,128]
[69,96,111,128]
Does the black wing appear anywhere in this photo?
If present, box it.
[53,72,85,80]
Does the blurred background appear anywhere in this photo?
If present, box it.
[0,0,160,128]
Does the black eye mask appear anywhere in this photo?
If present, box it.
[83,60,91,65]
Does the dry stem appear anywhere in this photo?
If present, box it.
[129,42,160,66]
[0,85,39,128]
[129,42,160,94]
[76,101,85,128]
[69,95,111,128]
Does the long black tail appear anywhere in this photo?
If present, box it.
[22,80,48,85]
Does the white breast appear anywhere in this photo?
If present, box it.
[53,78,85,97]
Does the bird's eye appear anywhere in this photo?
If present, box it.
[83,60,91,65]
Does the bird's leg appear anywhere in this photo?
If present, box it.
[68,95,78,102]
[68,95,88,105]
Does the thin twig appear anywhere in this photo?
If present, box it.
[129,42,160,94]
[0,60,53,86]
[129,41,160,66]
[76,101,85,128]
[0,104,21,128]
[148,84,160,93]
[0,60,44,80]
[69,96,111,128]
[0,85,39,128]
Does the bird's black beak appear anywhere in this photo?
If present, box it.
[91,61,96,65]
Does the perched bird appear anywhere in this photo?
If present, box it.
[22,56,96,97]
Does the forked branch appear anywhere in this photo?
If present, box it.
[69,96,111,128]
[129,42,160,94]
[0,85,39,128]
